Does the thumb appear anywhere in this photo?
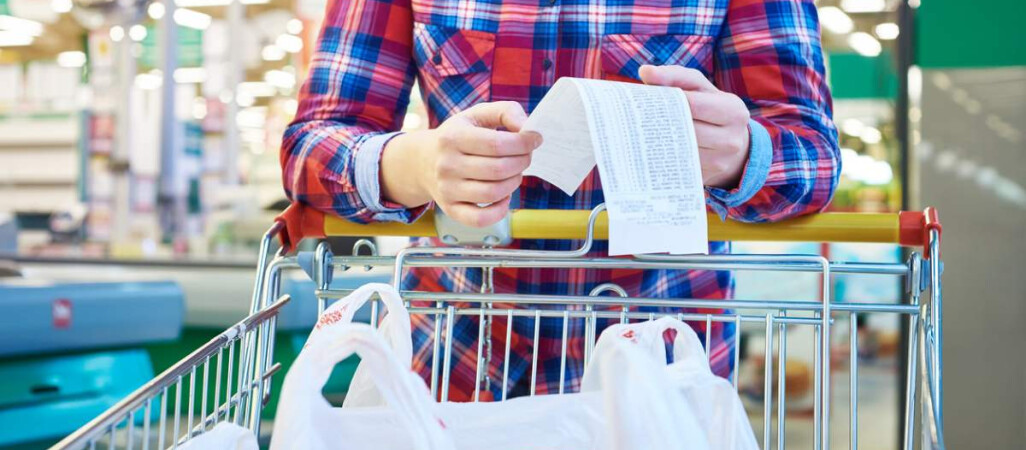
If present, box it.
[462,101,530,131]
[639,65,718,93]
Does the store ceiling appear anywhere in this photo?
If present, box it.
[4,0,899,62]
[0,0,298,62]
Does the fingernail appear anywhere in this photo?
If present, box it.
[525,131,543,148]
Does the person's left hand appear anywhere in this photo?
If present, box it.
[639,64,751,189]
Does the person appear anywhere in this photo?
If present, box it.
[282,0,839,400]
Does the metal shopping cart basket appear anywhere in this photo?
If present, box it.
[53,204,945,450]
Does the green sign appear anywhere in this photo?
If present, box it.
[918,0,1026,68]
[829,51,898,100]
[139,25,203,69]
[0,0,9,16]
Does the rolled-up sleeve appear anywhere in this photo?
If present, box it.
[280,0,429,224]
[707,0,841,222]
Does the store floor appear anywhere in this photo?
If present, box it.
[748,362,901,449]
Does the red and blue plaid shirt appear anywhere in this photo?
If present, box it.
[282,0,839,400]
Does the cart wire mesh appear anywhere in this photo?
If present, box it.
[53,205,945,450]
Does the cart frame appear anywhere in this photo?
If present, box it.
[52,204,945,450]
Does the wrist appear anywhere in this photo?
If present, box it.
[709,127,752,190]
[381,131,434,207]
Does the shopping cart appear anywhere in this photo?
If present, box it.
[52,204,945,450]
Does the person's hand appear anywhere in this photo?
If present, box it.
[638,65,751,189]
[382,101,542,227]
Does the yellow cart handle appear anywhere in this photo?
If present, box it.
[309,207,942,247]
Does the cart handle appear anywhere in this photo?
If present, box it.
[275,203,941,254]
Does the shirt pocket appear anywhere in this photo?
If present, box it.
[413,22,496,124]
[600,34,715,83]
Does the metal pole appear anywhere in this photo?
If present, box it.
[158,0,182,242]
[223,0,244,186]
[112,8,136,245]
[896,2,918,448]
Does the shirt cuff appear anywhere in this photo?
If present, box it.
[706,119,773,219]
[354,131,430,223]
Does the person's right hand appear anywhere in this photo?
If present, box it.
[382,101,543,227]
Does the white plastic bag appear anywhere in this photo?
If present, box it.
[278,283,722,449]
[305,282,413,408]
[270,322,455,450]
[287,332,691,450]
[178,422,258,450]
[588,317,760,450]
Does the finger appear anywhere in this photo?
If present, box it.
[443,198,511,228]
[445,153,532,181]
[443,176,522,205]
[452,127,542,157]
[638,64,718,93]
[462,101,530,131]
[684,91,748,126]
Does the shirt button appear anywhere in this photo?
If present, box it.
[432,54,442,64]
[542,59,553,70]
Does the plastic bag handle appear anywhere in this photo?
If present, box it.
[582,326,710,450]
[309,283,413,368]
[299,324,455,450]
[590,317,711,374]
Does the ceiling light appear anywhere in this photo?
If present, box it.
[840,148,859,167]
[841,0,886,13]
[261,44,285,61]
[275,33,303,53]
[236,91,255,107]
[51,0,73,13]
[860,126,882,144]
[907,65,922,102]
[174,67,207,83]
[964,99,981,115]
[841,118,865,137]
[174,8,212,30]
[848,32,882,57]
[0,31,33,47]
[818,7,854,34]
[0,15,44,36]
[148,3,165,19]
[994,179,1026,208]
[874,23,899,40]
[110,25,125,42]
[282,99,298,115]
[935,151,957,172]
[57,50,86,67]
[975,167,997,188]
[286,18,303,35]
[238,81,277,97]
[955,159,977,179]
[135,73,163,90]
[863,160,893,186]
[931,73,951,90]
[950,88,969,105]
[192,97,207,120]
[129,24,147,42]
[909,106,921,123]
[264,69,296,89]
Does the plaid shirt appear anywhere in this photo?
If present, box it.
[282,0,839,400]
